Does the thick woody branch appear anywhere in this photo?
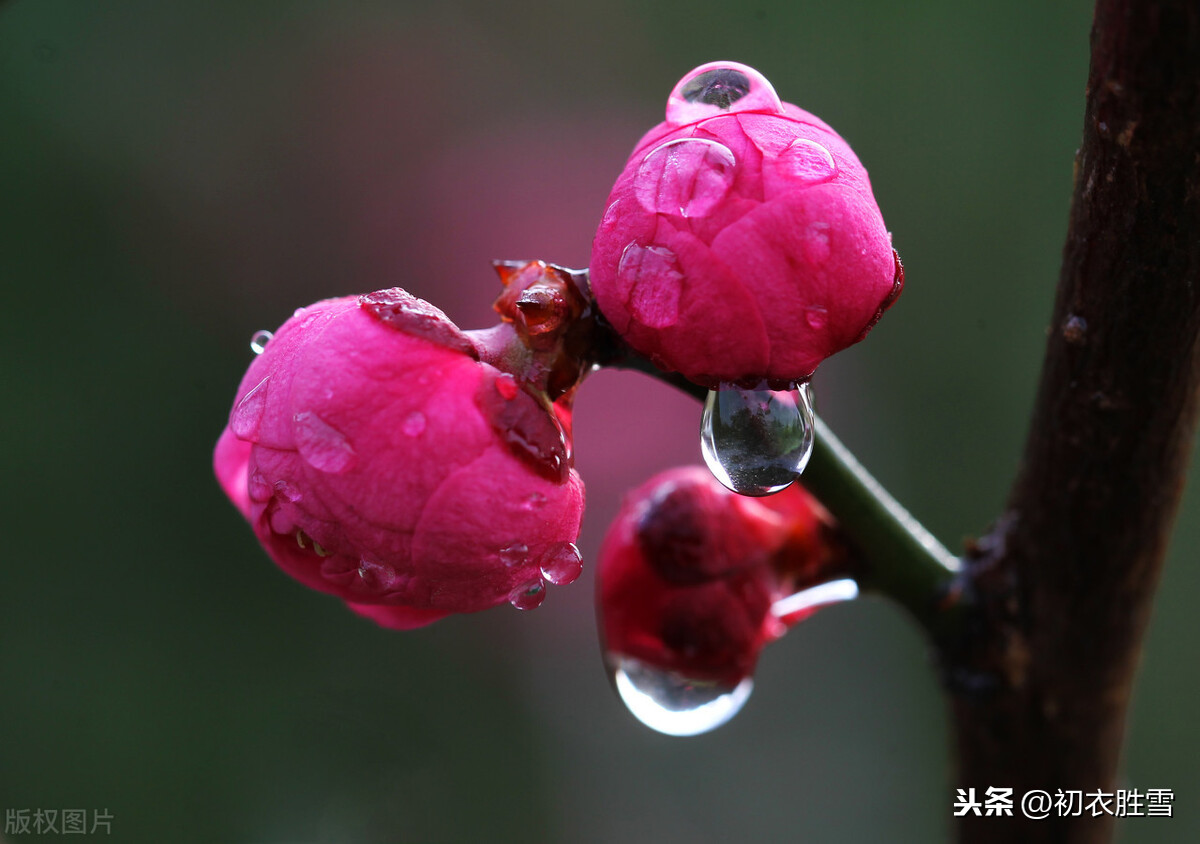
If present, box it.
[950,2,1200,841]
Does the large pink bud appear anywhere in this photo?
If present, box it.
[214,290,585,629]
[591,62,902,387]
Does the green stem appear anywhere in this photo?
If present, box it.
[611,359,962,639]
[805,416,961,639]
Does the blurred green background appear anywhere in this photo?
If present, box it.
[2,0,1196,841]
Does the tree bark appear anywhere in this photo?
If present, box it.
[948,1,1200,841]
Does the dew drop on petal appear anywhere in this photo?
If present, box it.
[231,376,270,441]
[776,139,837,185]
[700,382,815,496]
[500,543,529,568]
[401,410,426,437]
[509,579,546,610]
[804,306,828,330]
[293,411,358,474]
[358,558,397,591]
[249,329,274,355]
[771,578,859,627]
[608,655,753,736]
[635,139,736,218]
[618,243,683,329]
[539,542,583,586]
[666,63,784,126]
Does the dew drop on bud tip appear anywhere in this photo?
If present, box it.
[700,382,815,496]
[665,63,784,127]
[608,655,753,737]
[509,579,546,610]
[249,330,273,355]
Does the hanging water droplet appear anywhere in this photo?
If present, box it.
[700,382,814,496]
[249,329,274,355]
[231,376,270,441]
[293,411,358,474]
[539,542,583,586]
[358,558,397,591]
[665,63,784,127]
[608,655,753,737]
[771,578,859,627]
[634,139,736,218]
[509,579,546,610]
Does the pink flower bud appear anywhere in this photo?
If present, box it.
[597,466,843,688]
[214,290,585,628]
[591,62,902,387]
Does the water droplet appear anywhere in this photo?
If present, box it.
[772,578,859,627]
[700,383,814,496]
[293,411,358,474]
[666,63,784,127]
[521,492,547,511]
[247,471,272,503]
[608,655,753,736]
[635,139,736,218]
[402,410,426,437]
[618,243,683,329]
[509,579,546,610]
[539,542,583,586]
[231,377,270,441]
[249,329,274,355]
[804,306,828,330]
[358,558,397,590]
[681,67,751,108]
[500,543,529,568]
[776,139,837,184]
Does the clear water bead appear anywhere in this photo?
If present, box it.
[231,376,270,441]
[539,542,583,586]
[249,330,273,355]
[609,655,753,737]
[634,138,736,218]
[700,382,815,496]
[665,62,784,127]
[509,579,546,610]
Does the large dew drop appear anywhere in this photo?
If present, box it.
[665,63,784,127]
[609,655,753,737]
[700,383,814,496]
[634,138,736,218]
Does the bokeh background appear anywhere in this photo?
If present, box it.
[2,1,1196,841]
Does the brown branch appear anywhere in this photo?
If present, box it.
[947,1,1200,841]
